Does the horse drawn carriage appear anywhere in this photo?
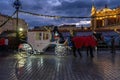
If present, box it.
[18,26,98,57]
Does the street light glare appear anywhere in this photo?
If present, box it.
[19,28,23,31]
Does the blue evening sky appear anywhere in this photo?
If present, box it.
[0,0,119,28]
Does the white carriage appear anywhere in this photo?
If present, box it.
[18,30,68,57]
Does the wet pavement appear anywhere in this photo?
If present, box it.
[0,50,120,80]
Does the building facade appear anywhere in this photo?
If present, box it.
[0,13,28,49]
[91,5,120,30]
[0,13,28,37]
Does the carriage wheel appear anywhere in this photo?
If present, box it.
[18,49,32,58]
[55,45,67,57]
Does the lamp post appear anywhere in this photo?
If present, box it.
[13,0,21,47]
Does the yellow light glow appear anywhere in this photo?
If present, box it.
[19,28,23,32]
[114,28,117,32]
[84,27,87,30]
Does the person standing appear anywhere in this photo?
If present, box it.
[111,36,115,53]
[53,26,60,43]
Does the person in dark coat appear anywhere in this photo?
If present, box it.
[53,26,60,42]
[53,26,65,44]
[111,36,115,53]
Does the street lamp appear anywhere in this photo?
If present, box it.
[13,0,21,29]
[13,0,21,47]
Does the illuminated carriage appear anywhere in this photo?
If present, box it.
[18,26,98,57]
[18,30,68,57]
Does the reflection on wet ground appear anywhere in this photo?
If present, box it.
[0,50,120,80]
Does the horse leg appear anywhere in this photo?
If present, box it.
[89,46,94,58]
[72,46,77,57]
[86,47,89,56]
[77,48,82,57]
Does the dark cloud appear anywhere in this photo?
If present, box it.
[109,0,120,8]
[0,0,15,14]
[21,0,43,11]
[52,1,92,16]
[94,0,120,9]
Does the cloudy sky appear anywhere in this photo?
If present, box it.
[0,0,120,28]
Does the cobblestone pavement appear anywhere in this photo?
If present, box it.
[0,50,120,80]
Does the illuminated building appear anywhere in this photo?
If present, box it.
[91,4,120,30]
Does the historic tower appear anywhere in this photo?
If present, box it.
[91,3,97,31]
